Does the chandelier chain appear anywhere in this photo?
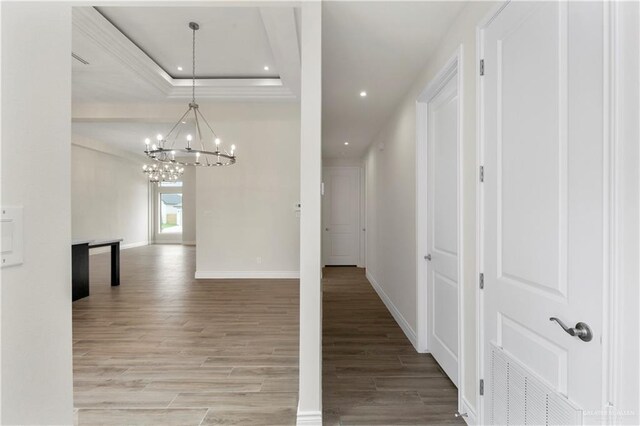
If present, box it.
[192,24,196,103]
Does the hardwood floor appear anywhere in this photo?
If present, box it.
[322,267,463,425]
[72,245,299,425]
[73,245,460,425]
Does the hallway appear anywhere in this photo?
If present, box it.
[72,245,299,425]
[322,267,463,425]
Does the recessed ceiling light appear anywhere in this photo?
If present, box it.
[360,91,367,97]
[177,66,183,71]
[264,65,270,71]
[344,141,349,146]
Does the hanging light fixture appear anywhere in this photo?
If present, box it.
[142,162,184,183]
[142,22,237,169]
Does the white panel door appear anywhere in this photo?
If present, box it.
[427,75,459,386]
[322,167,360,265]
[482,1,606,420]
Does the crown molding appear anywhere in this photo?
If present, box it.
[167,78,293,100]
[73,7,171,95]
[72,7,297,101]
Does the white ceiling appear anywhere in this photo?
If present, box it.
[322,1,465,159]
[72,3,466,160]
[72,6,299,103]
[96,7,279,79]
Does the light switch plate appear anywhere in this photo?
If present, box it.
[1,206,24,268]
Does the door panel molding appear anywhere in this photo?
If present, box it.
[497,312,568,393]
[495,2,569,301]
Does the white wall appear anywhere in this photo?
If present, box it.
[323,158,361,167]
[0,3,74,424]
[195,103,301,278]
[363,2,497,416]
[71,137,149,249]
[181,166,196,245]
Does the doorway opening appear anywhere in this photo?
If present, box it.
[322,166,364,267]
[155,181,183,242]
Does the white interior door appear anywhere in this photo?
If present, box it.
[322,167,360,266]
[426,75,459,386]
[481,2,606,423]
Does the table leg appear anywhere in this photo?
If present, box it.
[111,242,120,286]
[72,244,90,301]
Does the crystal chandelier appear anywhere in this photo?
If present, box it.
[142,22,237,170]
[142,163,184,183]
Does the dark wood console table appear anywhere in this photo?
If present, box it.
[72,238,123,301]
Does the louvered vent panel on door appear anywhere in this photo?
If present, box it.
[490,344,582,425]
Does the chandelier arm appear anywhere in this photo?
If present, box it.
[193,108,204,144]
[195,107,219,139]
[165,106,193,142]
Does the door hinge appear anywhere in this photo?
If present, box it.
[479,59,485,76]
[479,273,484,289]
[479,379,485,396]
[479,165,484,182]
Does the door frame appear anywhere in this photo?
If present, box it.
[153,183,183,244]
[321,165,364,268]
[475,5,506,424]
[475,2,633,423]
[415,45,464,406]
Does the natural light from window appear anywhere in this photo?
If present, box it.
[159,193,183,234]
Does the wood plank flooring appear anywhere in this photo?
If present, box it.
[73,245,461,425]
[322,267,463,425]
[72,245,299,425]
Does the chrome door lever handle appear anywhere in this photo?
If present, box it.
[549,317,593,342]
[424,254,432,261]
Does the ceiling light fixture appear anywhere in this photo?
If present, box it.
[360,91,367,97]
[264,65,270,71]
[142,162,184,183]
[344,142,349,146]
[142,21,237,178]
[177,66,183,71]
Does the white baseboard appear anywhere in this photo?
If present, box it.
[195,270,300,279]
[460,396,477,425]
[366,270,418,350]
[123,241,149,250]
[296,409,322,426]
[89,240,148,255]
